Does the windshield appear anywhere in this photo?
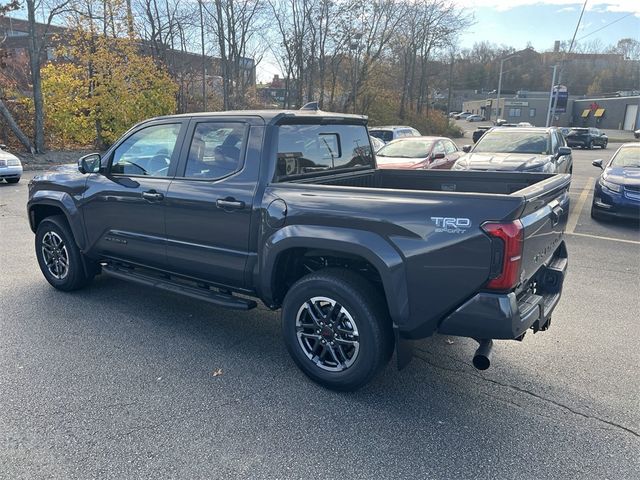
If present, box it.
[369,130,393,143]
[473,131,549,154]
[610,147,640,168]
[569,128,588,135]
[377,139,434,158]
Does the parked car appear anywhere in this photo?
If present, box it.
[454,112,472,120]
[472,126,492,143]
[375,136,461,170]
[369,126,421,144]
[590,143,640,221]
[565,127,608,149]
[634,129,640,139]
[466,114,485,122]
[454,127,573,173]
[0,144,23,184]
[27,109,570,391]
[448,112,460,118]
[370,135,385,152]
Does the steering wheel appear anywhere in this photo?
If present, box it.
[148,155,171,175]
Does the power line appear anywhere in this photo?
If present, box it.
[576,12,635,41]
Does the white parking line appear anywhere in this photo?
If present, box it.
[566,178,594,234]
[567,232,640,245]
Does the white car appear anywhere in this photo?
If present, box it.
[0,144,22,184]
[466,114,485,122]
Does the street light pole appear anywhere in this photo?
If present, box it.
[545,65,558,127]
[496,58,504,120]
[496,54,519,121]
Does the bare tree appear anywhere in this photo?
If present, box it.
[25,0,70,152]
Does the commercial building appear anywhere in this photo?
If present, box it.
[463,94,639,131]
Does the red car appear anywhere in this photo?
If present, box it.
[376,136,461,170]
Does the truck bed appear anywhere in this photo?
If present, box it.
[288,168,555,195]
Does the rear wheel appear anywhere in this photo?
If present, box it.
[281,268,393,391]
[5,177,20,184]
[35,215,95,291]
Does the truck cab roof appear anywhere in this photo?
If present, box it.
[145,110,368,126]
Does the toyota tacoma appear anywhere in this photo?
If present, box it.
[27,107,570,390]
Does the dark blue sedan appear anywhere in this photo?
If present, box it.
[591,143,640,221]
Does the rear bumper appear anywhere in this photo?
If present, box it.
[566,138,590,147]
[438,248,567,340]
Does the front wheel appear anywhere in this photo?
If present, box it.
[35,215,95,291]
[281,268,393,391]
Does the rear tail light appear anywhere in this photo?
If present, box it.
[482,220,524,290]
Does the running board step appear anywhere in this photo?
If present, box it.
[102,265,257,310]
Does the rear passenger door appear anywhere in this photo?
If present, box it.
[163,118,263,288]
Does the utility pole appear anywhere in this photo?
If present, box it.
[198,0,206,111]
[496,54,519,121]
[545,65,558,127]
[446,54,454,115]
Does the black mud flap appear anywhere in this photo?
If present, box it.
[395,329,413,370]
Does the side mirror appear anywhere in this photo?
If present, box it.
[462,145,472,153]
[592,159,603,169]
[433,152,446,160]
[0,144,7,150]
[557,146,571,158]
[78,153,102,174]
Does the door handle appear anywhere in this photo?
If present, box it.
[142,190,164,201]
[216,198,245,210]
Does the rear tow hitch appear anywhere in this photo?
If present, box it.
[472,339,493,370]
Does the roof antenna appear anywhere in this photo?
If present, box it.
[300,101,319,111]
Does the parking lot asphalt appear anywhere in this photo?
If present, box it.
[1,147,639,479]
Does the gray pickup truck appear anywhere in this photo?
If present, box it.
[27,107,570,390]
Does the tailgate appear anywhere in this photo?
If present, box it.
[516,174,570,293]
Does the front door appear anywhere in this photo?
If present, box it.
[82,121,186,269]
[164,119,261,288]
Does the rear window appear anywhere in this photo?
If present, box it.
[276,124,374,180]
[369,130,393,143]
[569,128,588,135]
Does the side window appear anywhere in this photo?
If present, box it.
[276,124,374,179]
[111,123,181,177]
[444,140,457,154]
[432,142,445,155]
[183,122,247,179]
